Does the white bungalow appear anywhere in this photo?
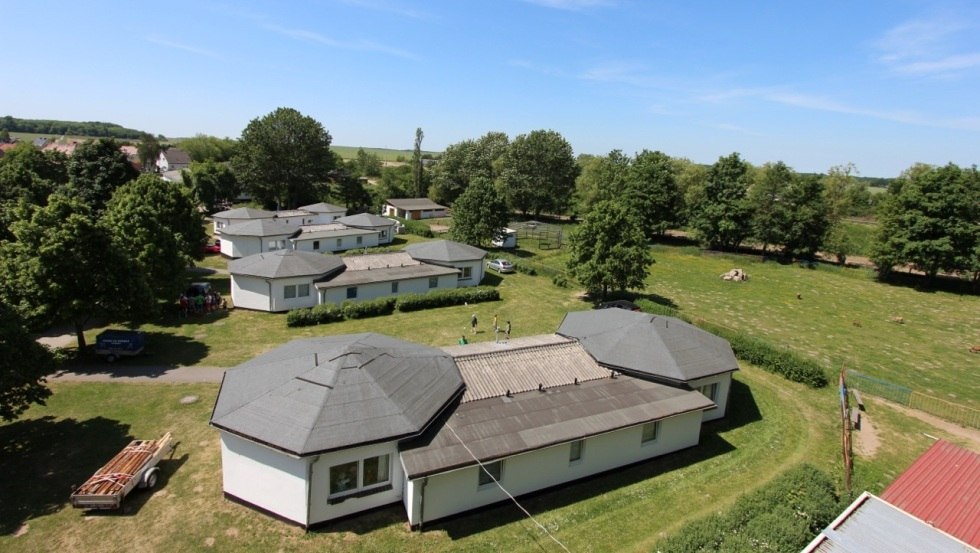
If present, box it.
[383,198,448,220]
[211,314,722,528]
[212,207,276,235]
[315,252,459,306]
[228,250,345,312]
[557,309,739,422]
[290,224,381,254]
[403,240,487,287]
[336,213,397,245]
[299,202,346,223]
[218,220,301,259]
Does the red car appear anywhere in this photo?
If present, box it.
[203,239,221,254]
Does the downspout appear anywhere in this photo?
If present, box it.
[307,455,320,529]
[418,476,428,532]
[266,279,273,312]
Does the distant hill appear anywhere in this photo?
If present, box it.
[1,116,152,140]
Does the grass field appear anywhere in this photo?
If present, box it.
[330,145,440,162]
[4,228,977,551]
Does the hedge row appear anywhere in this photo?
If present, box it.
[286,286,500,327]
[634,299,828,388]
[402,219,434,238]
[654,464,842,553]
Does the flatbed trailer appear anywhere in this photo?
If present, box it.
[69,432,175,510]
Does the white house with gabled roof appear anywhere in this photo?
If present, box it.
[211,310,734,528]
[403,240,487,287]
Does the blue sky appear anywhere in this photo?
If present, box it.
[3,0,979,177]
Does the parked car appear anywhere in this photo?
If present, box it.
[185,282,213,297]
[203,239,221,254]
[596,299,641,311]
[487,259,515,273]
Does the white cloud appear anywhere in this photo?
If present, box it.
[145,36,222,59]
[522,0,616,11]
[264,24,418,60]
[873,14,980,77]
[337,0,432,20]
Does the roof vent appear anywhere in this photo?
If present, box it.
[505,389,511,398]
[574,377,579,385]
[610,370,617,379]
[538,383,544,392]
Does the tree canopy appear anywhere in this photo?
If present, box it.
[178,134,238,162]
[429,131,509,206]
[184,160,239,212]
[231,107,335,209]
[65,138,139,213]
[566,199,652,298]
[136,133,163,172]
[102,174,206,301]
[0,301,56,421]
[688,153,753,250]
[499,130,578,216]
[627,150,684,238]
[449,177,510,247]
[573,151,631,217]
[0,194,153,349]
[871,162,979,280]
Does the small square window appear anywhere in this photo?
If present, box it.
[391,281,399,294]
[381,230,387,239]
[641,421,660,444]
[329,461,358,495]
[478,460,502,487]
[459,266,472,280]
[356,236,363,245]
[336,238,342,248]
[346,287,357,299]
[699,383,719,402]
[298,284,310,297]
[569,440,583,463]
[313,240,320,250]
[363,454,390,486]
[428,276,438,289]
[284,285,296,299]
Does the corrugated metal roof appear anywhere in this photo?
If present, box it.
[210,334,464,456]
[404,240,487,263]
[558,310,738,383]
[448,337,612,402]
[803,492,977,553]
[399,375,713,478]
[880,440,980,548]
[229,250,344,279]
[342,252,419,271]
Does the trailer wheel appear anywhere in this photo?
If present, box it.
[106,354,117,363]
[142,468,159,489]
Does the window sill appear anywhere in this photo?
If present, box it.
[327,482,392,504]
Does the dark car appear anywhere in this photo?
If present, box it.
[596,299,641,311]
[185,282,213,297]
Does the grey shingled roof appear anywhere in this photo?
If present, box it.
[212,206,275,219]
[299,202,346,214]
[386,198,448,210]
[229,249,344,279]
[293,224,377,241]
[405,240,487,263]
[220,219,301,237]
[400,375,713,478]
[315,262,458,288]
[557,309,738,383]
[211,333,465,456]
[336,213,395,228]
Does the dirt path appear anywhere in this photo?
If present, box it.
[875,397,980,449]
[50,364,226,383]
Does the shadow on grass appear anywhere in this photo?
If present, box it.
[877,270,978,296]
[0,415,132,534]
[63,333,210,373]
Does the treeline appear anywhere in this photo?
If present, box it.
[1,116,151,140]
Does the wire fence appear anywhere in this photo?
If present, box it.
[847,369,980,429]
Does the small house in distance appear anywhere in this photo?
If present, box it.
[383,198,448,220]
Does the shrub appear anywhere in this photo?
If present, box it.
[402,219,434,238]
[515,263,537,276]
[311,303,343,324]
[551,274,569,288]
[341,297,396,319]
[396,286,500,312]
[286,308,316,327]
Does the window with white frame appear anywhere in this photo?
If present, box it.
[459,266,472,281]
[391,281,399,294]
[569,440,584,463]
[284,285,296,299]
[478,460,502,488]
[428,276,438,289]
[297,283,310,297]
[268,239,285,251]
[641,421,660,444]
[699,383,719,406]
[328,454,391,500]
[381,229,387,239]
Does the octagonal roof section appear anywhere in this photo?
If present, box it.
[228,249,344,279]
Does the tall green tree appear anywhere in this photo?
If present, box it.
[449,177,510,247]
[872,163,980,280]
[821,164,860,263]
[348,148,382,177]
[0,142,68,205]
[231,107,335,209]
[628,150,683,238]
[566,199,652,298]
[688,153,753,250]
[499,130,578,216]
[65,138,139,213]
[102,174,206,300]
[179,134,238,162]
[0,194,152,349]
[136,133,163,172]
[781,175,831,260]
[430,131,509,206]
[184,160,239,212]
[749,161,795,254]
[0,301,56,421]
[573,151,631,217]
[328,167,371,212]
[412,127,425,197]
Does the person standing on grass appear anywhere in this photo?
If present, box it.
[493,313,498,332]
[471,313,478,334]
[505,320,511,341]
[458,335,468,345]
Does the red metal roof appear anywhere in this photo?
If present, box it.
[880,440,980,548]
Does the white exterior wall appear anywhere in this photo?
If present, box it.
[231,275,272,311]
[275,214,317,226]
[220,432,310,526]
[452,260,484,287]
[319,274,457,306]
[308,441,404,525]
[292,232,381,254]
[405,410,704,525]
[269,277,318,312]
[222,235,291,258]
[687,373,733,422]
